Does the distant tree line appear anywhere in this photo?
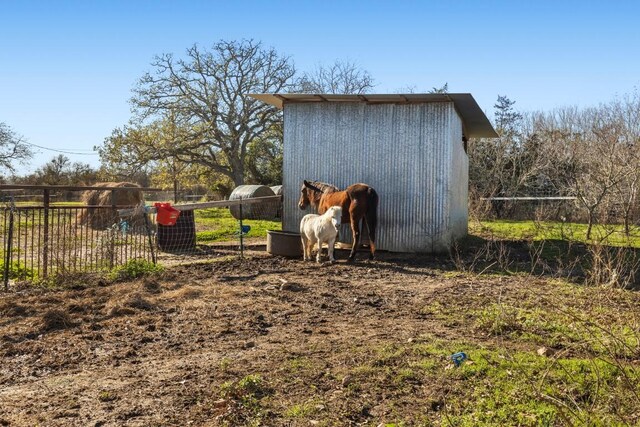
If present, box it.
[469,90,640,237]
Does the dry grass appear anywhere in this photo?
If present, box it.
[41,309,74,331]
[141,277,163,294]
[105,291,155,317]
[163,285,203,300]
[2,253,639,425]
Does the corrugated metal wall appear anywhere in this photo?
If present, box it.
[282,101,467,253]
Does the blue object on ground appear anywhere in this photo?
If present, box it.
[236,224,251,235]
[450,352,467,367]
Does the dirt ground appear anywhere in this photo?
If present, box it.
[0,246,635,426]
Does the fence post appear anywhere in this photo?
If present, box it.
[143,205,157,265]
[42,189,50,278]
[239,202,244,258]
[3,197,14,291]
[109,189,116,269]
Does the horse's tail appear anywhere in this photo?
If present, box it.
[365,187,378,244]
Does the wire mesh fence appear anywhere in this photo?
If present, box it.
[1,185,283,288]
[148,195,283,264]
[1,200,156,287]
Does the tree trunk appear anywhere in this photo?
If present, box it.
[173,179,179,204]
[230,157,245,187]
[586,210,594,240]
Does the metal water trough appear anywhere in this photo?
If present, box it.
[267,230,302,257]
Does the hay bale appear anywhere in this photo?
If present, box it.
[270,185,283,218]
[78,182,145,229]
[228,185,278,220]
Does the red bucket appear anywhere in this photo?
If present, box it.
[154,202,180,226]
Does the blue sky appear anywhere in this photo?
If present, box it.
[1,0,639,173]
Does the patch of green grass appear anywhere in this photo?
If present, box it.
[109,258,164,281]
[97,390,117,402]
[286,356,314,373]
[329,330,639,426]
[218,374,269,425]
[0,259,36,280]
[472,220,640,248]
[411,338,637,426]
[285,398,322,418]
[444,347,638,426]
[195,208,281,242]
[219,357,233,372]
[473,301,640,359]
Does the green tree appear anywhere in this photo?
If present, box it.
[36,154,72,185]
[99,114,232,199]
[428,83,449,94]
[23,155,98,191]
[494,95,523,137]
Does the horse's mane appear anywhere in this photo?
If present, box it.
[309,181,339,193]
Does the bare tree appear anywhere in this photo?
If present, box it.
[468,96,546,217]
[128,39,295,186]
[297,59,374,94]
[468,90,640,233]
[428,83,449,94]
[0,122,33,174]
[540,107,630,239]
[393,83,448,94]
[603,92,640,235]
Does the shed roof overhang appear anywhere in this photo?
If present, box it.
[248,93,499,139]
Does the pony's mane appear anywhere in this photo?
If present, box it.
[309,181,339,193]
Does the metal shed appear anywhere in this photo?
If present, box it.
[250,93,497,253]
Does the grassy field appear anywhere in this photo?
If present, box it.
[193,207,281,242]
[192,208,640,249]
[472,219,640,248]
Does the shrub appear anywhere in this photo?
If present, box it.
[0,259,35,280]
[109,259,163,281]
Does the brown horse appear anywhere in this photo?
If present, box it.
[298,180,378,261]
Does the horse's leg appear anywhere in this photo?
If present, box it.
[316,239,323,263]
[308,238,316,261]
[348,216,360,262]
[365,188,378,260]
[328,236,336,263]
[301,235,309,261]
[362,219,376,260]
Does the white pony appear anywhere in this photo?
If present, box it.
[300,206,342,263]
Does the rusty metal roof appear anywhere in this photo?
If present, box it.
[248,93,498,138]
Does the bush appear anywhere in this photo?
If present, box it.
[109,259,164,281]
[0,259,35,280]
